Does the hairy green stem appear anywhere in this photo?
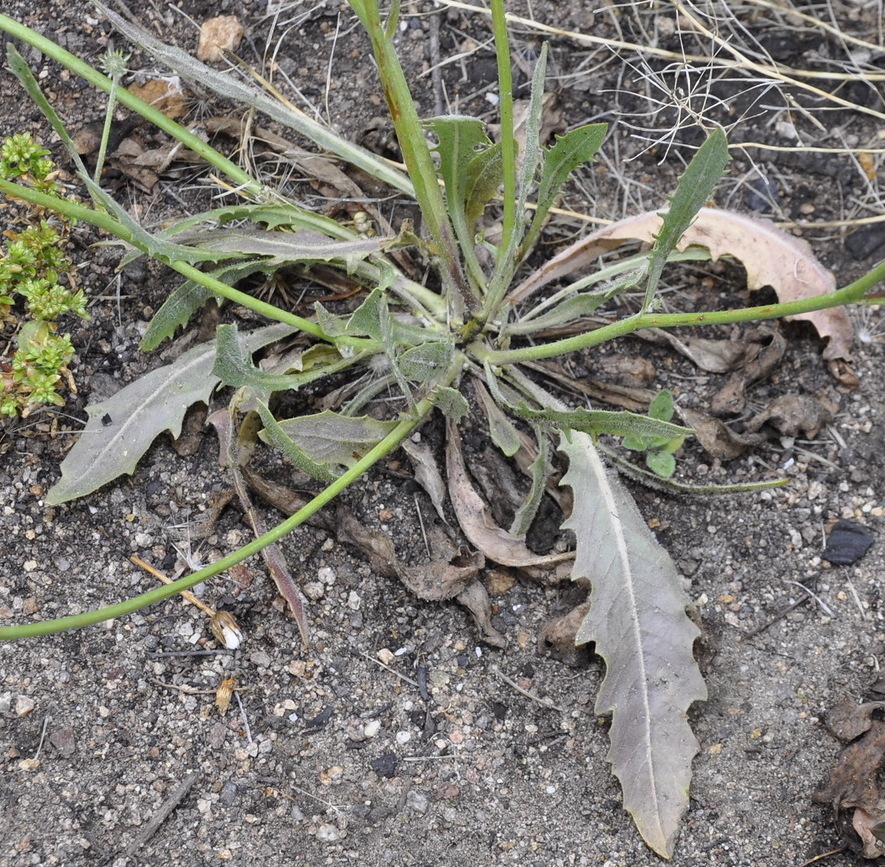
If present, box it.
[0,390,443,640]
[0,178,387,349]
[348,0,474,314]
[0,13,261,197]
[483,264,885,366]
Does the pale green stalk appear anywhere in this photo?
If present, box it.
[348,0,475,314]
[0,13,261,197]
[483,263,885,366]
[0,383,453,640]
[482,0,518,318]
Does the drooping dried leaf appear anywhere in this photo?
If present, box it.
[813,715,885,858]
[560,431,706,859]
[675,406,762,461]
[509,207,853,361]
[445,419,573,570]
[209,407,309,647]
[45,323,294,504]
[401,438,449,524]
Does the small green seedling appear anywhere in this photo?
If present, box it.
[623,389,686,478]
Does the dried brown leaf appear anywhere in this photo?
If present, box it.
[509,207,853,361]
[675,406,762,460]
[445,419,573,570]
[745,394,832,439]
[710,327,786,415]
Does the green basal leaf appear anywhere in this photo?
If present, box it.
[649,389,675,422]
[484,374,693,442]
[475,378,521,457]
[255,400,340,482]
[179,227,387,272]
[141,283,216,351]
[346,287,386,340]
[646,449,676,478]
[45,323,294,504]
[313,302,348,338]
[464,141,504,231]
[213,323,356,390]
[398,340,455,384]
[270,410,399,470]
[426,116,491,216]
[433,386,470,421]
[140,260,272,351]
[643,128,730,310]
[521,123,607,258]
[505,290,612,336]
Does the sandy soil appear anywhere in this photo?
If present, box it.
[2,2,885,865]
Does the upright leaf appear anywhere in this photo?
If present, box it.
[643,127,729,310]
[521,123,607,257]
[559,431,706,859]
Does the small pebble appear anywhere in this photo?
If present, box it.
[364,719,381,738]
[316,823,344,843]
[14,696,35,717]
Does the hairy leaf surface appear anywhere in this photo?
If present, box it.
[559,431,706,858]
[46,324,294,504]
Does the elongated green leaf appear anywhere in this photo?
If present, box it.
[559,431,706,858]
[45,323,294,504]
[270,411,398,470]
[483,374,692,442]
[522,123,607,256]
[644,128,729,309]
[474,379,521,457]
[509,429,549,537]
[426,116,491,215]
[181,228,387,272]
[140,259,274,351]
[464,141,503,230]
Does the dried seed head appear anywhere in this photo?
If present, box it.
[215,677,236,715]
[210,610,243,650]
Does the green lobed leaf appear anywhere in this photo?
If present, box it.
[140,259,274,351]
[559,430,706,858]
[45,323,295,504]
[180,227,387,272]
[433,386,470,421]
[212,323,357,391]
[426,116,491,217]
[475,378,521,457]
[509,429,549,538]
[645,449,676,478]
[255,401,339,483]
[270,410,398,471]
[464,141,504,231]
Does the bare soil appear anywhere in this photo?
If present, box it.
[2,2,885,866]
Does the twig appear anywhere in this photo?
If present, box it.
[121,771,200,858]
[494,666,566,714]
[740,592,811,641]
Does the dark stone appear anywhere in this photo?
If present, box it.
[370,752,398,779]
[822,520,875,565]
